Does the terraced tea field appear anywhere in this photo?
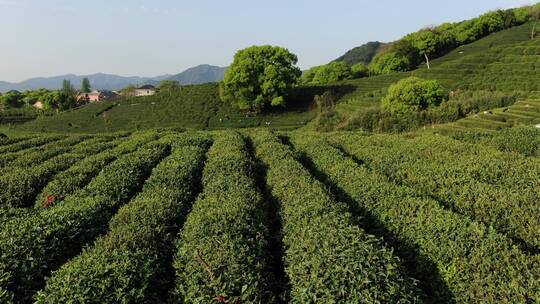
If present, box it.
[334,22,540,126]
[0,129,539,303]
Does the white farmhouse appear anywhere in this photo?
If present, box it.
[134,85,156,97]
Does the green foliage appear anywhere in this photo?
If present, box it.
[220,45,302,112]
[0,136,97,208]
[329,133,540,250]
[81,78,91,94]
[293,135,540,303]
[369,52,411,74]
[311,61,353,84]
[252,131,421,303]
[300,65,323,84]
[382,77,446,114]
[32,132,156,209]
[492,126,540,156]
[173,132,274,303]
[0,91,24,108]
[405,28,456,63]
[36,139,208,303]
[0,140,169,303]
[335,41,386,66]
[158,80,180,93]
[351,63,369,78]
[17,83,314,133]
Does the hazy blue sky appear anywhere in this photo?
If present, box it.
[0,0,533,82]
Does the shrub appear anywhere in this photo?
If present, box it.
[311,61,353,84]
[34,132,161,208]
[493,126,540,156]
[252,131,421,303]
[36,142,207,303]
[369,51,412,74]
[0,143,170,303]
[172,132,274,303]
[382,77,447,115]
[292,135,540,302]
[351,62,369,78]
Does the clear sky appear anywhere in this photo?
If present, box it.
[0,0,533,82]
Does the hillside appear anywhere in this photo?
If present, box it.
[5,22,540,134]
[335,41,387,65]
[168,64,226,85]
[13,83,315,133]
[0,129,539,303]
[326,21,540,131]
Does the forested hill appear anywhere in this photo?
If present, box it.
[334,41,388,65]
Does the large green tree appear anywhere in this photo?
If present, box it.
[220,45,301,112]
[382,77,447,114]
[0,91,24,108]
[58,80,77,110]
[81,78,91,93]
[405,28,455,69]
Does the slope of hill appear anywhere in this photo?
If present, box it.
[427,96,540,134]
[12,83,315,133]
[0,65,226,92]
[335,41,387,65]
[168,64,226,84]
[5,23,540,134]
[328,21,540,131]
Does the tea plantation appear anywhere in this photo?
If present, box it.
[0,129,539,303]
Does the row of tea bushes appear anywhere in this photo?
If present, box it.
[251,131,421,303]
[290,135,540,303]
[0,135,64,154]
[0,143,170,303]
[1,135,89,169]
[36,141,208,303]
[34,131,161,208]
[172,132,275,303]
[328,133,540,250]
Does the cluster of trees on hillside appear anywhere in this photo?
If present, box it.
[370,5,540,74]
[300,62,369,85]
[0,78,92,111]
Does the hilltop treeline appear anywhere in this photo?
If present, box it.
[370,4,540,74]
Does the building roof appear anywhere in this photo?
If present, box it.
[136,85,156,90]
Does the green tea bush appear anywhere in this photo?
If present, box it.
[291,135,540,303]
[172,132,274,303]
[329,133,540,249]
[252,131,421,303]
[492,126,540,156]
[0,135,64,154]
[0,143,169,303]
[0,136,88,169]
[381,77,447,115]
[36,143,207,303]
[34,132,161,208]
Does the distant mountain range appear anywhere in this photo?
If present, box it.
[0,64,227,93]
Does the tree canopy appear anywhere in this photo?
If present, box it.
[301,61,353,85]
[311,61,352,84]
[220,45,301,112]
[382,77,447,114]
[351,63,369,78]
[81,78,91,93]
